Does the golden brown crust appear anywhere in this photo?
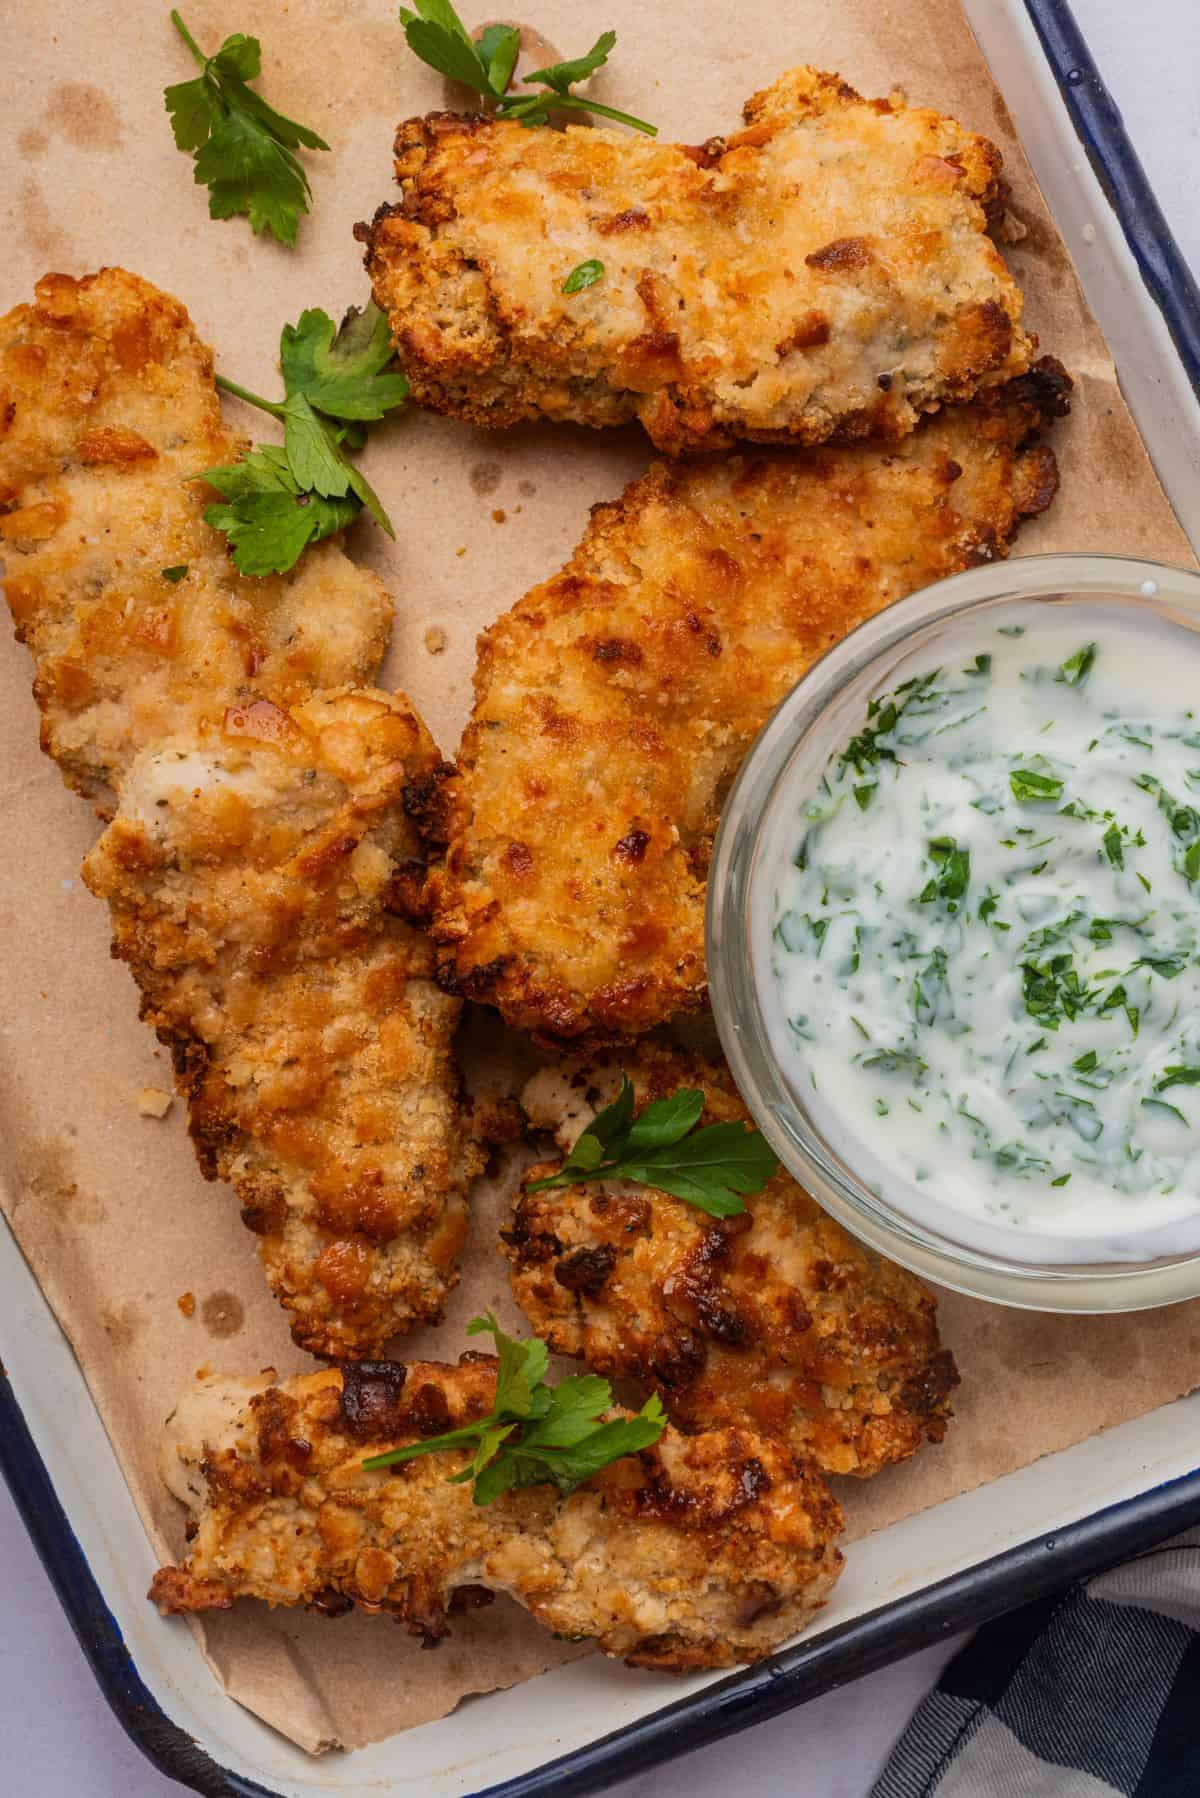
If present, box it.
[426,363,1070,1045]
[82,688,483,1358]
[0,269,390,816]
[360,66,1033,454]
[151,1359,844,1669]
[509,1046,959,1478]
[2,269,483,1356]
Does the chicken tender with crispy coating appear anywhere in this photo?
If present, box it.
[361,66,1033,454]
[0,269,389,814]
[1,267,484,1356]
[150,1357,844,1669]
[508,1047,959,1478]
[426,362,1070,1045]
[83,687,481,1359]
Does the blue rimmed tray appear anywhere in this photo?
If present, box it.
[3,1,1199,1792]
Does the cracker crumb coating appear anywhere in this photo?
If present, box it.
[509,1046,959,1478]
[361,66,1033,454]
[151,1357,844,1669]
[426,362,1070,1045]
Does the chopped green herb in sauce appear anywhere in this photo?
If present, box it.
[765,617,1200,1247]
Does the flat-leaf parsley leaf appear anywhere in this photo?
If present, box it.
[165,11,329,246]
[361,1312,666,1503]
[398,0,655,134]
[201,301,407,574]
[524,1076,779,1217]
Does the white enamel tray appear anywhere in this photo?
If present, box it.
[3,2,1199,1792]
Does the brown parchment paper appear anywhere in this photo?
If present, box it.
[2,0,1199,1758]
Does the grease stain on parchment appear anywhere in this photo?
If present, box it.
[16,178,74,267]
[45,82,124,151]
[100,1301,141,1350]
[1005,205,1072,286]
[201,1290,245,1338]
[469,461,503,497]
[14,1133,104,1227]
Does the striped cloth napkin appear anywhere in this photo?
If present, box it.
[872,1530,1200,1797]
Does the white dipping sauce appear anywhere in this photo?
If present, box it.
[758,606,1200,1261]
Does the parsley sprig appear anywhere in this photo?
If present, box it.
[165,12,329,246]
[525,1077,779,1217]
[361,1313,665,1503]
[202,302,408,575]
[398,1,655,135]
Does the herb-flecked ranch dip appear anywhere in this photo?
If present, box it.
[760,607,1200,1260]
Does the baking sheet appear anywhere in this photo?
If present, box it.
[1,0,1198,1759]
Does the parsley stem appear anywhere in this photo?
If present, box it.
[214,372,287,421]
[495,92,656,135]
[496,95,547,120]
[169,9,208,69]
[363,1417,500,1471]
[525,1162,614,1193]
[548,93,657,135]
[567,98,657,135]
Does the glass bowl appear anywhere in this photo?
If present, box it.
[707,554,1200,1312]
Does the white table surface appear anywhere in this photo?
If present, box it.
[3,4,1198,1794]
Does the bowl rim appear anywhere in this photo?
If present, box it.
[706,551,1200,1313]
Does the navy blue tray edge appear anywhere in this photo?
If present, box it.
[5,1,1200,1794]
[0,1363,275,1798]
[7,1353,1200,1798]
[1023,0,1200,396]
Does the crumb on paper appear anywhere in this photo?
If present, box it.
[138,1085,174,1118]
[456,546,467,556]
[424,625,447,655]
[177,1291,196,1318]
[492,508,507,524]
[999,208,1029,244]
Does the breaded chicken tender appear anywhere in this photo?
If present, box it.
[150,1357,844,1668]
[426,362,1070,1044]
[0,268,390,815]
[83,689,481,1358]
[2,269,482,1355]
[508,1047,959,1479]
[360,66,1033,454]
